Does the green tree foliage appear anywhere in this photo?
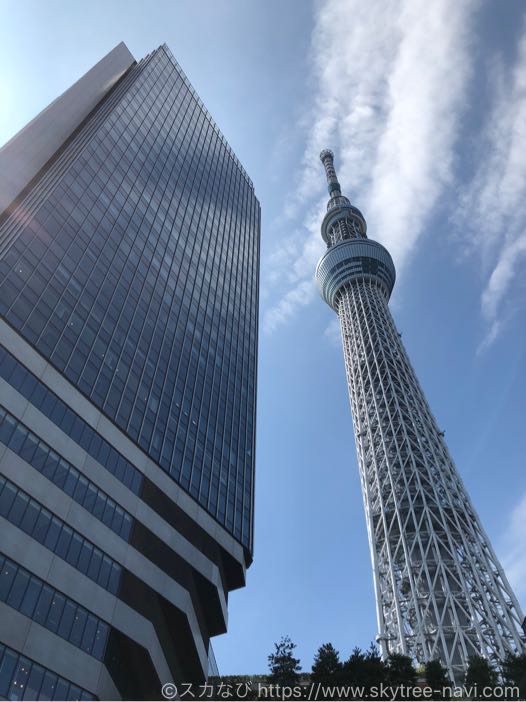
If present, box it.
[502,652,526,700]
[386,653,417,699]
[387,653,417,685]
[268,635,301,686]
[464,655,498,700]
[263,634,526,702]
[211,676,260,701]
[423,659,451,700]
[338,644,388,695]
[311,643,342,683]
[362,643,388,683]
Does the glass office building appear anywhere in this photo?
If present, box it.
[0,42,259,699]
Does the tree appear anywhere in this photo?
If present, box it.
[362,642,388,684]
[424,659,451,700]
[464,655,498,700]
[312,643,341,683]
[211,676,260,701]
[339,644,388,694]
[387,653,417,699]
[340,646,366,688]
[502,652,526,700]
[268,636,301,686]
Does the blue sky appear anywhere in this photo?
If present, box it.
[2,0,526,676]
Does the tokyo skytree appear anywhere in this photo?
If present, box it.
[315,149,525,683]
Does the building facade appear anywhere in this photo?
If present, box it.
[0,43,259,699]
[315,150,525,684]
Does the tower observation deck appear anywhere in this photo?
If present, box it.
[315,150,525,683]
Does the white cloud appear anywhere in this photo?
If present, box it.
[500,491,526,603]
[263,279,317,334]
[324,318,341,347]
[481,235,526,322]
[363,0,475,268]
[264,0,477,334]
[456,25,526,346]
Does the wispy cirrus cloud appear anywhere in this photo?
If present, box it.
[456,24,526,349]
[324,317,341,347]
[264,0,478,335]
[263,279,317,334]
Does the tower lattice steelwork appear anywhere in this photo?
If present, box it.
[315,150,525,683]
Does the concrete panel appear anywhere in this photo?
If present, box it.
[46,555,117,623]
[0,320,47,377]
[1,449,128,567]
[0,602,112,699]
[0,317,247,576]
[1,448,207,670]
[40,365,101,427]
[24,620,104,694]
[0,518,55,583]
[1,450,74,523]
[21,404,74,459]
[0,518,116,621]
[122,548,208,672]
[0,377,30,420]
[112,598,172,685]
[66,502,129,564]
[0,43,135,215]
[96,666,121,701]
[0,521,176,693]
[0,602,32,652]
[0,401,227,608]
[94,415,148,471]
[81,454,141,512]
[135,500,224,593]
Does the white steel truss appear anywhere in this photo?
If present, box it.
[338,280,524,682]
[316,150,525,684]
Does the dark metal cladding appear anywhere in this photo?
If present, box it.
[0,43,260,697]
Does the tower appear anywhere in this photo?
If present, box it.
[0,43,259,699]
[315,149,524,683]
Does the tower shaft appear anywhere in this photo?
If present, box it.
[338,280,524,681]
[315,150,525,684]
